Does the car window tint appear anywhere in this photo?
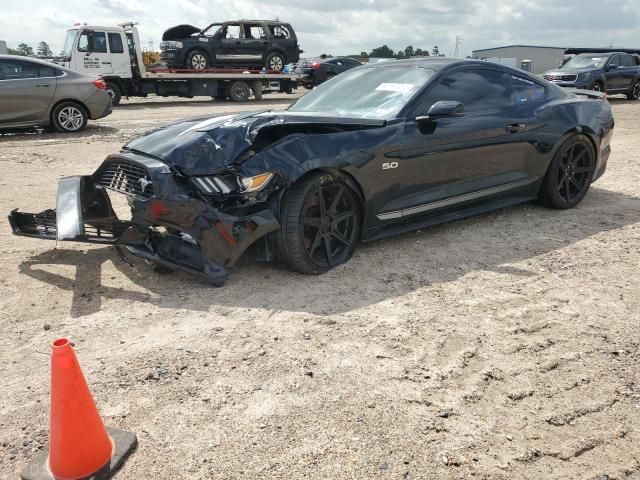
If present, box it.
[510,75,546,104]
[620,55,634,67]
[424,69,514,112]
[223,25,241,39]
[244,24,266,40]
[108,33,124,54]
[78,31,107,53]
[38,65,58,77]
[608,55,620,67]
[0,60,39,80]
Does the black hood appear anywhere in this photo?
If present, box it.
[162,24,202,41]
[545,68,594,75]
[123,111,385,176]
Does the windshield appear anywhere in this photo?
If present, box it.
[289,66,435,119]
[562,55,608,69]
[62,29,77,58]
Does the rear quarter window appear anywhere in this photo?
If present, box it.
[510,75,546,104]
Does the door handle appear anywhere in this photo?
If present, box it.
[505,123,526,133]
[36,83,49,87]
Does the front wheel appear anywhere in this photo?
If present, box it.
[276,173,362,275]
[187,50,209,71]
[51,102,88,133]
[538,134,596,209]
[105,82,121,105]
[626,80,640,100]
[592,81,604,93]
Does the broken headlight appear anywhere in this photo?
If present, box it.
[191,172,274,195]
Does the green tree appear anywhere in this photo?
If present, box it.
[359,51,369,58]
[17,43,34,56]
[431,45,440,56]
[369,45,395,58]
[404,46,414,57]
[37,41,53,57]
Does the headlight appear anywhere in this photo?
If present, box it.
[578,72,591,81]
[241,173,274,192]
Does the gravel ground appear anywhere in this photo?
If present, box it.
[0,93,639,480]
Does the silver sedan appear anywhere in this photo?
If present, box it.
[0,54,112,133]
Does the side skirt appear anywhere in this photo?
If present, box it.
[363,194,537,243]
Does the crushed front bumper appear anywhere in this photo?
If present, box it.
[9,154,280,285]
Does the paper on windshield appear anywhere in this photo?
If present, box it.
[375,83,416,93]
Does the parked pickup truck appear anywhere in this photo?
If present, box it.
[544,52,640,99]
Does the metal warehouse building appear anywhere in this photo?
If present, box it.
[471,45,566,74]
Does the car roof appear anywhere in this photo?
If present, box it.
[0,54,63,66]
[365,57,493,71]
[232,20,290,24]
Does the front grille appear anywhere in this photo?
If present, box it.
[544,74,578,82]
[97,161,153,199]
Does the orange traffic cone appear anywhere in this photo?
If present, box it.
[22,339,137,480]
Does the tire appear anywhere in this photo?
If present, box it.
[186,50,209,71]
[275,172,362,275]
[626,80,640,100]
[592,81,604,93]
[50,101,88,133]
[538,134,596,209]
[265,52,285,72]
[226,81,251,102]
[105,82,121,105]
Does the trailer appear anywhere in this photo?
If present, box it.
[54,22,299,105]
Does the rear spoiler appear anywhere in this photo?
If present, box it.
[568,88,607,100]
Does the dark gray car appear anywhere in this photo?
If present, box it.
[0,55,112,133]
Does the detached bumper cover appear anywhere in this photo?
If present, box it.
[9,154,280,285]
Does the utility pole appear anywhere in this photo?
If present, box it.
[453,35,462,58]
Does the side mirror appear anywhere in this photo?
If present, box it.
[416,100,464,122]
[607,64,619,71]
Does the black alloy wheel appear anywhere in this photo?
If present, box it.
[627,81,640,100]
[539,135,595,209]
[276,173,362,274]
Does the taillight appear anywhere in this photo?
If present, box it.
[311,62,321,70]
[93,79,107,90]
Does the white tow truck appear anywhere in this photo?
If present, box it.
[55,22,299,104]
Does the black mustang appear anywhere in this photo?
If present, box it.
[10,59,614,285]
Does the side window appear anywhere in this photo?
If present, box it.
[222,24,241,39]
[78,31,107,53]
[608,55,620,67]
[38,65,60,78]
[510,75,546,105]
[422,69,514,113]
[243,24,266,40]
[620,55,634,67]
[108,33,124,54]
[270,25,291,39]
[0,60,39,80]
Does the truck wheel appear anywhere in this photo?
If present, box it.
[105,82,122,105]
[265,52,285,72]
[226,81,251,102]
[51,101,88,133]
[187,50,209,71]
[626,80,640,100]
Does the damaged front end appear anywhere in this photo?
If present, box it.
[9,152,281,286]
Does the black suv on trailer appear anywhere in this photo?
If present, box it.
[160,20,301,72]
[544,52,640,99]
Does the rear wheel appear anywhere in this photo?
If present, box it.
[265,52,285,71]
[226,81,251,102]
[105,82,121,105]
[187,50,209,71]
[626,80,640,100]
[276,173,362,275]
[51,102,88,133]
[538,134,595,209]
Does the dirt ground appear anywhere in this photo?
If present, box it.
[1,92,639,480]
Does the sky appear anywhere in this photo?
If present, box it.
[1,0,639,57]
